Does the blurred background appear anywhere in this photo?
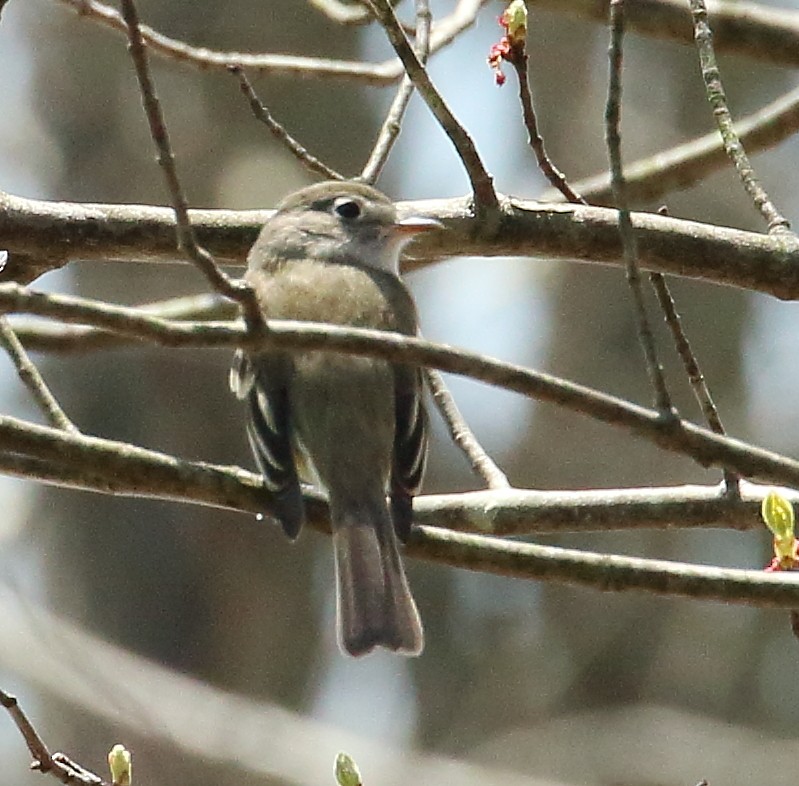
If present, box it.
[1,0,799,784]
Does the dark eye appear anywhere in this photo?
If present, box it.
[334,198,361,220]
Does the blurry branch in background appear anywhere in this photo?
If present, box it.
[688,0,794,236]
[55,0,489,84]
[534,0,799,69]
[549,81,799,206]
[11,292,233,353]
[309,0,402,26]
[230,66,345,181]
[2,583,797,786]
[0,688,111,786]
[55,0,799,76]
[3,193,799,297]
[0,584,561,786]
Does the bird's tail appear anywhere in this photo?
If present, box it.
[332,499,423,657]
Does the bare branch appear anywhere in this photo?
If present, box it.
[0,317,77,432]
[425,368,510,489]
[414,523,799,609]
[606,2,674,415]
[119,0,264,331]
[0,418,790,537]
[6,284,799,488]
[0,688,110,786]
[689,0,793,235]
[12,293,232,353]
[650,270,739,493]
[365,0,498,211]
[5,193,799,298]
[360,0,432,184]
[230,66,345,181]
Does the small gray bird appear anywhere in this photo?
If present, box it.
[230,180,440,657]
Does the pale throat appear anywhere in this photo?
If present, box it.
[313,230,406,276]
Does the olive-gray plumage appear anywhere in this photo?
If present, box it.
[230,181,436,656]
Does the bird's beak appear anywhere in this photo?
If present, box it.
[392,216,444,236]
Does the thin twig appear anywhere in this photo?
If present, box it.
[6,283,799,487]
[229,66,344,181]
[0,688,109,786]
[119,0,264,330]
[606,0,674,416]
[425,368,510,489]
[364,0,498,212]
[0,688,55,773]
[0,317,77,432]
[511,59,584,203]
[58,0,488,84]
[360,0,433,183]
[688,0,793,235]
[649,270,739,494]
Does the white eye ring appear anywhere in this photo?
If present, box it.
[333,198,361,220]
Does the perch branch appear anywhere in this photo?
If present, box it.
[5,284,799,487]
[4,194,799,298]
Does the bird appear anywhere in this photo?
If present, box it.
[229,180,441,657]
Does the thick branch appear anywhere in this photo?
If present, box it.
[3,192,799,298]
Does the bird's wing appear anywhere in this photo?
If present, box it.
[391,365,428,542]
[231,350,305,540]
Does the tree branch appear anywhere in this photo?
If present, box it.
[365,0,498,211]
[6,285,799,491]
[1,413,797,607]
[3,192,799,298]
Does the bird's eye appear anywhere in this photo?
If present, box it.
[334,198,361,220]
